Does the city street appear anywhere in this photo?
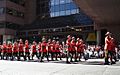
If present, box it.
[0,59,120,75]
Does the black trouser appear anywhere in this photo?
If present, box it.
[6,52,13,60]
[55,52,62,60]
[1,51,7,60]
[76,52,81,61]
[37,52,41,59]
[32,52,39,60]
[13,52,19,60]
[40,52,49,62]
[18,52,25,60]
[112,51,117,62]
[105,50,113,64]
[66,51,76,62]
[47,51,54,61]
[25,52,30,60]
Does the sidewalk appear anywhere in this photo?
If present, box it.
[0,59,120,75]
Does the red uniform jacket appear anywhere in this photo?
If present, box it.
[25,43,29,52]
[47,42,52,52]
[76,41,81,52]
[104,36,112,51]
[7,45,12,53]
[38,44,42,52]
[55,43,60,52]
[19,43,24,52]
[71,40,76,52]
[80,44,85,52]
[41,42,47,53]
[110,41,116,52]
[66,39,71,51]
[2,44,7,53]
[32,45,36,53]
[13,45,18,53]
[50,43,55,53]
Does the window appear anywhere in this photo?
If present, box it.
[60,4,65,11]
[60,11,65,16]
[37,0,80,17]
[50,0,80,17]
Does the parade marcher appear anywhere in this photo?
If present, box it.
[66,35,72,63]
[50,40,56,61]
[12,41,19,60]
[111,38,118,62]
[104,32,114,65]
[38,42,42,59]
[18,39,25,61]
[70,37,77,62]
[47,39,52,61]
[40,37,49,62]
[76,38,81,61]
[79,39,87,61]
[1,41,7,60]
[55,41,62,60]
[7,42,13,60]
[24,40,30,60]
[31,41,38,60]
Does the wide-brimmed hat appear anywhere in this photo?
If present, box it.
[67,35,71,38]
[105,32,111,36]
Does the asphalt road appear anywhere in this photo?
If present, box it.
[0,59,120,75]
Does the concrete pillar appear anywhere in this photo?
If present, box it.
[97,30,101,45]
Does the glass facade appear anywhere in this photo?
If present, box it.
[36,0,79,18]
[36,0,93,27]
[50,0,79,17]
